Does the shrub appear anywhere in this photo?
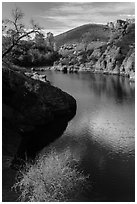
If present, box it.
[13,148,89,202]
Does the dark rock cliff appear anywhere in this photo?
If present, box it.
[2,68,76,165]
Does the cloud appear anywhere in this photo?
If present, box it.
[3,2,135,36]
[119,14,135,17]
[51,4,84,14]
[37,2,135,35]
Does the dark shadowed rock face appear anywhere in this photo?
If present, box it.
[2,68,76,164]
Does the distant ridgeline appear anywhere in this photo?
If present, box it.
[53,18,135,81]
[55,18,135,46]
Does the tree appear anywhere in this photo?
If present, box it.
[46,32,55,50]
[34,32,45,45]
[2,7,41,60]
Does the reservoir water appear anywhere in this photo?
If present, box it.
[42,70,135,201]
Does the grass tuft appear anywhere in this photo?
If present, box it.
[13,148,89,202]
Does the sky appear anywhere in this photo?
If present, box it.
[2,2,135,36]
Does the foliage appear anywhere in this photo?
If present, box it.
[11,39,60,67]
[2,7,60,67]
[13,148,89,202]
[2,7,41,59]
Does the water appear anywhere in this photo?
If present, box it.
[41,71,135,201]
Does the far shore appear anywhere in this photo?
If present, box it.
[27,65,135,82]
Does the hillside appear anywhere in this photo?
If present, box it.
[55,24,111,47]
[52,19,135,81]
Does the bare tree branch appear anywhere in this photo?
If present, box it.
[2,7,42,59]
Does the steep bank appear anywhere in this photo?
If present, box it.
[3,68,76,163]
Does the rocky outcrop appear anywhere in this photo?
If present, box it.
[3,68,76,165]
[93,45,135,79]
[93,45,123,75]
[50,19,135,81]
[92,20,135,78]
[24,71,50,83]
[51,43,135,79]
[120,48,135,76]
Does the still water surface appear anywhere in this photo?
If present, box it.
[42,71,135,201]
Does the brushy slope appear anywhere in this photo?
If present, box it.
[55,24,111,47]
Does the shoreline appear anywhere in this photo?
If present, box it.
[30,65,135,82]
[5,61,134,83]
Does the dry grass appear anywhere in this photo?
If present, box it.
[13,148,89,202]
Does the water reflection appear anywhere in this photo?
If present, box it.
[45,133,134,201]
[42,70,135,201]
[76,73,135,104]
[12,119,68,165]
[44,71,135,104]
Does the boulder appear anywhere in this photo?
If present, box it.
[3,68,76,164]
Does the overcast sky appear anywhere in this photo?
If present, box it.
[2,2,135,36]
